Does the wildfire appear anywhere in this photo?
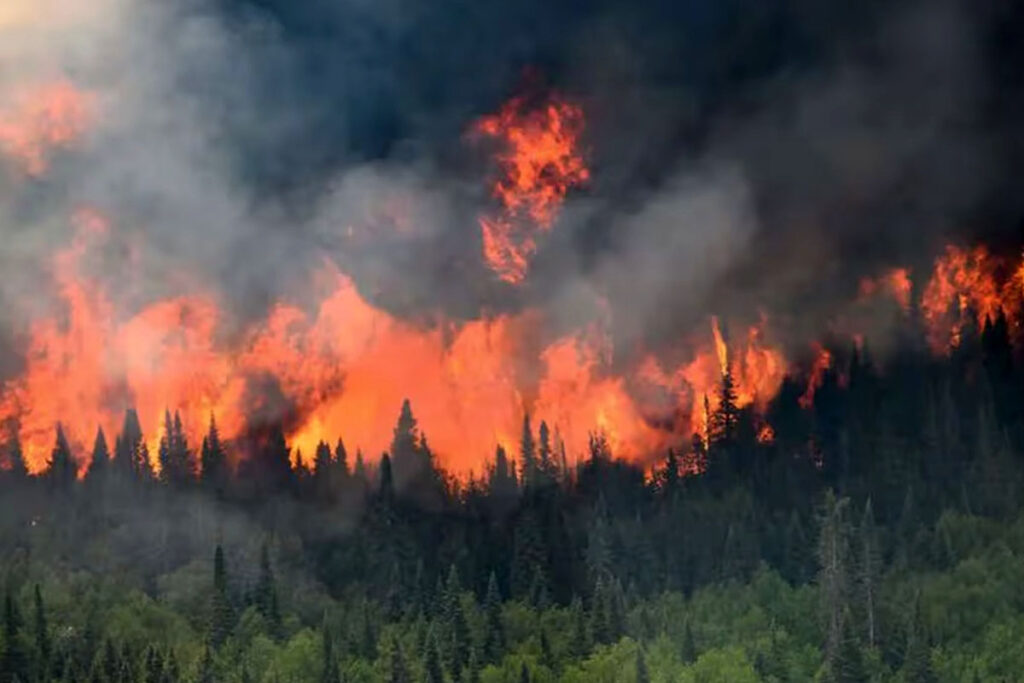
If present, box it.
[0,211,687,475]
[473,93,589,283]
[0,80,91,176]
[920,245,1015,351]
[799,344,833,409]
[639,316,787,445]
[860,267,912,311]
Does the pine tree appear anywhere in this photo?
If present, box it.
[482,572,504,662]
[199,415,228,495]
[114,408,143,479]
[4,428,27,480]
[859,499,880,649]
[829,608,868,683]
[520,413,537,489]
[255,544,281,636]
[210,546,233,647]
[313,441,333,501]
[537,420,555,486]
[569,596,589,658]
[681,619,697,663]
[1,591,29,683]
[635,646,650,683]
[378,454,394,502]
[442,565,469,675]
[902,593,936,683]
[423,629,443,683]
[334,439,349,476]
[320,618,339,683]
[32,586,49,682]
[46,423,77,491]
[158,410,193,486]
[818,490,852,667]
[85,428,109,482]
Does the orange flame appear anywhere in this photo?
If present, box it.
[860,268,912,311]
[473,93,589,283]
[0,212,688,475]
[0,80,91,176]
[920,246,1013,352]
[799,343,833,409]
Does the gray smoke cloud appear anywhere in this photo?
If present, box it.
[0,0,1016,380]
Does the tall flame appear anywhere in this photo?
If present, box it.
[473,93,589,283]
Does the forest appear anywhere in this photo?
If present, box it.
[2,312,1024,682]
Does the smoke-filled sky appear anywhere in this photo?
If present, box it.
[3,0,1022,334]
[1,0,1023,471]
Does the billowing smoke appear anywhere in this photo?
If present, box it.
[0,0,1020,473]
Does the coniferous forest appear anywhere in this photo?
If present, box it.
[1,316,1024,682]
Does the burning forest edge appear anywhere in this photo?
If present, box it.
[5,0,1024,680]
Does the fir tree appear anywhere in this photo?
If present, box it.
[859,499,880,648]
[46,423,77,491]
[818,490,852,667]
[0,591,29,683]
[320,618,339,683]
[902,594,936,683]
[255,543,281,636]
[520,413,536,489]
[442,565,469,675]
[199,415,228,495]
[85,428,109,482]
[210,546,233,647]
[32,585,49,682]
[423,629,443,683]
[4,428,27,480]
[635,646,650,683]
[482,572,504,662]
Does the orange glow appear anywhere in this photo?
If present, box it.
[921,246,1007,351]
[860,268,912,311]
[0,212,698,475]
[639,316,787,445]
[473,93,589,283]
[0,80,91,176]
[799,343,832,409]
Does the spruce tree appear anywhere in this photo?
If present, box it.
[46,423,77,491]
[0,591,28,683]
[520,413,536,489]
[320,618,339,683]
[210,546,233,647]
[32,586,49,682]
[5,429,27,480]
[255,544,281,636]
[635,646,650,683]
[483,572,504,662]
[817,490,851,663]
[902,594,936,683]
[199,415,228,495]
[85,428,109,483]
[423,629,443,683]
[859,499,880,649]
